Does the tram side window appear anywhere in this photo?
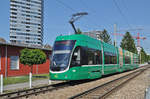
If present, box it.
[96,51,102,64]
[133,58,136,64]
[81,47,102,65]
[88,49,95,65]
[134,57,138,64]
[137,58,139,64]
[70,47,81,67]
[80,47,88,65]
[104,52,117,64]
[113,54,117,64]
[104,52,109,64]
[114,53,117,64]
[125,56,130,64]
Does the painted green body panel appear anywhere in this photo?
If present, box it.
[50,67,81,80]
[50,66,102,80]
[50,34,139,80]
[103,65,119,75]
[79,66,102,79]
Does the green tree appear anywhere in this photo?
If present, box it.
[76,28,82,34]
[147,55,150,62]
[98,29,112,44]
[120,32,137,53]
[140,47,148,63]
[20,48,46,73]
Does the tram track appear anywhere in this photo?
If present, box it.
[69,67,149,99]
[0,78,99,99]
[0,81,71,99]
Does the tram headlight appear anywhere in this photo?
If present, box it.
[72,70,76,72]
[54,74,58,78]
[65,75,68,78]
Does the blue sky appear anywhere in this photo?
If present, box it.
[0,0,150,53]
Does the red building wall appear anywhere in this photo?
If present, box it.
[0,45,6,77]
[0,45,51,77]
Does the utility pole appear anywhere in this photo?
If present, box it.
[69,12,88,34]
[114,24,117,47]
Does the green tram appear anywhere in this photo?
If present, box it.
[50,34,139,80]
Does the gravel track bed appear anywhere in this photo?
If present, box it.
[107,67,150,99]
[24,67,147,99]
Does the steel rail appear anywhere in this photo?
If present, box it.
[99,68,145,99]
[69,67,149,99]
[0,81,69,99]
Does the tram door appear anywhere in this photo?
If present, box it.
[119,48,123,67]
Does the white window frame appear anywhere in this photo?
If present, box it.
[10,56,19,70]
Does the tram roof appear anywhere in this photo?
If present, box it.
[55,34,99,41]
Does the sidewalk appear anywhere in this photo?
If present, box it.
[3,79,64,92]
[4,79,50,91]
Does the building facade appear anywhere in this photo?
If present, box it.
[0,42,51,77]
[83,30,103,40]
[10,0,44,45]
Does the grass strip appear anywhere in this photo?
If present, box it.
[3,73,49,85]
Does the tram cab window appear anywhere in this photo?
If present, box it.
[70,47,81,66]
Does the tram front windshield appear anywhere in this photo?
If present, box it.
[50,40,76,72]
